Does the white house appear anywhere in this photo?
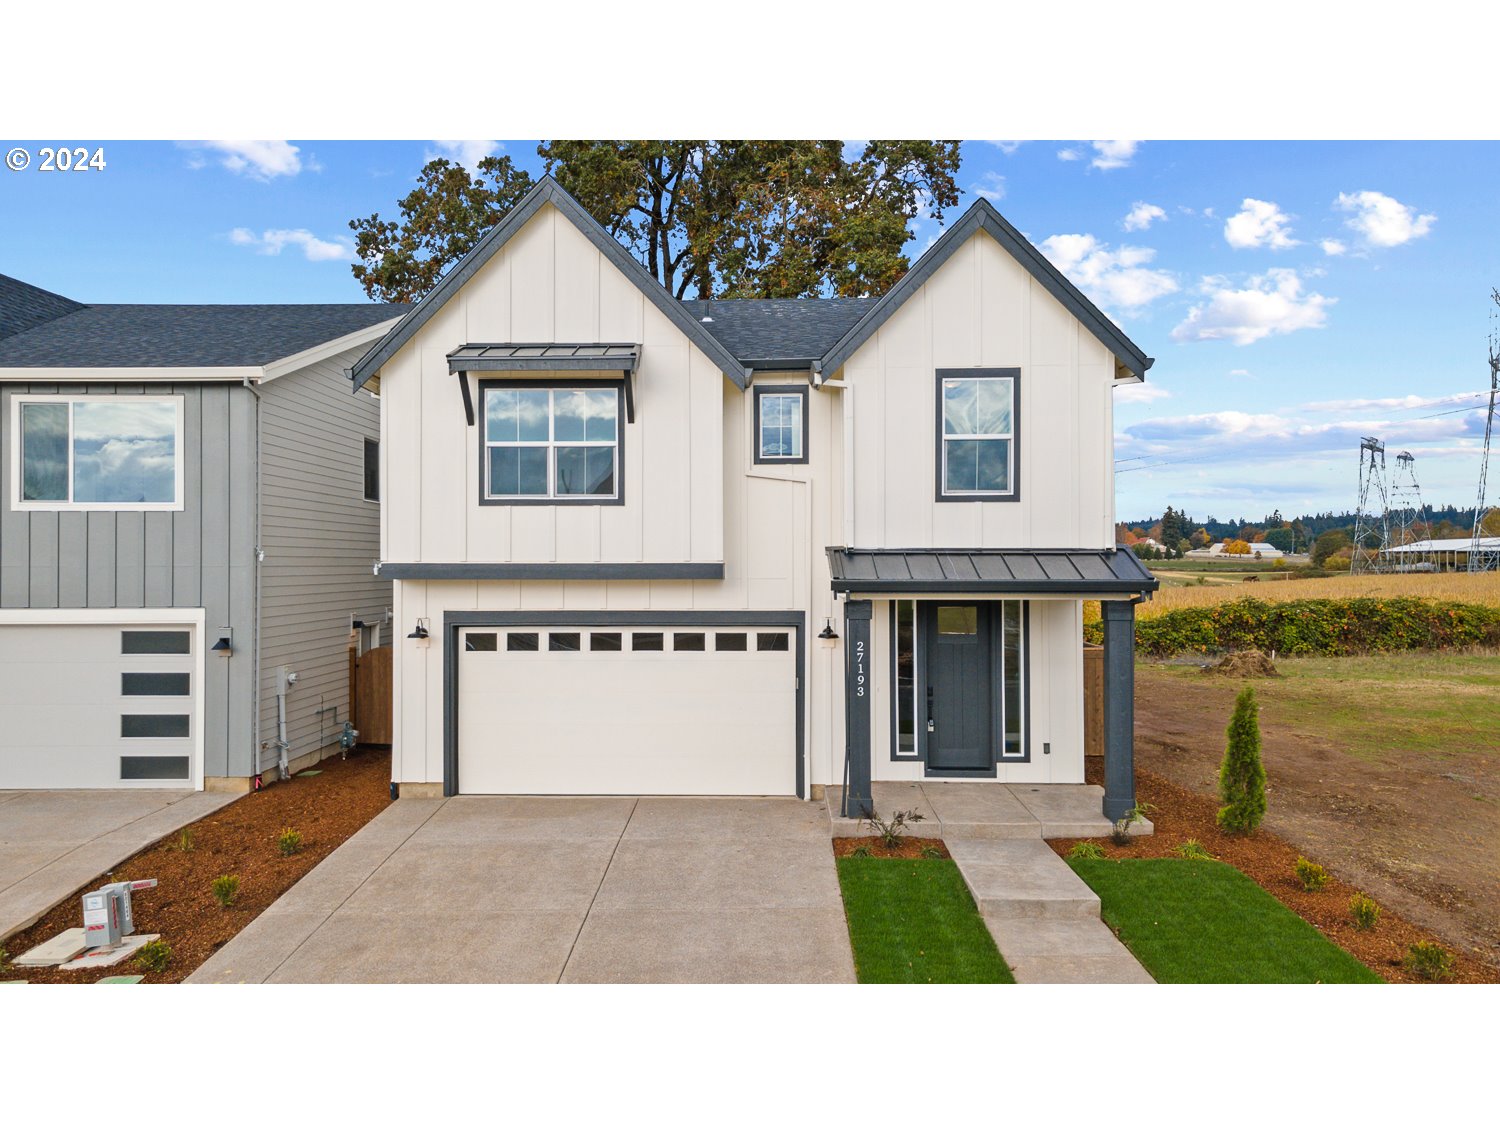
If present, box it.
[349,177,1156,821]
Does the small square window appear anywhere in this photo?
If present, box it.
[548,632,582,652]
[754,385,808,464]
[756,633,790,652]
[714,633,747,651]
[506,632,540,652]
[465,632,498,652]
[590,632,623,651]
[631,632,664,651]
[673,633,706,651]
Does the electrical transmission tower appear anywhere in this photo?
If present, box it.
[1351,436,1388,576]
[1470,289,1500,573]
[1383,451,1429,571]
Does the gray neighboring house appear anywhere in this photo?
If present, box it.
[0,273,402,791]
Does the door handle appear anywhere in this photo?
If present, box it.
[926,686,935,732]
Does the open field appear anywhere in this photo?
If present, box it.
[1141,569,1500,616]
[1134,651,1500,969]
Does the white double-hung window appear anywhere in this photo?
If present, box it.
[481,384,622,503]
[12,395,184,511]
[938,369,1018,500]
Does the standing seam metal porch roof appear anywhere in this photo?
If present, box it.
[826,547,1158,595]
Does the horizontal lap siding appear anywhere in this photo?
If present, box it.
[0,381,254,777]
[257,350,390,771]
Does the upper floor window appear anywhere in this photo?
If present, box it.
[481,383,622,504]
[363,437,380,502]
[937,369,1018,501]
[753,384,808,465]
[12,395,184,511]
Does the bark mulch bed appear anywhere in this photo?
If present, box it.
[832,836,951,860]
[1053,760,1497,984]
[3,749,391,984]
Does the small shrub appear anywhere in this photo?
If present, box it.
[849,844,872,858]
[134,938,172,973]
[1404,941,1456,982]
[1175,839,1215,860]
[919,845,944,860]
[0,946,9,975]
[1217,686,1267,834]
[1068,841,1106,861]
[177,828,194,852]
[1349,892,1381,930]
[277,827,303,856]
[861,808,926,850]
[1295,856,1331,891]
[211,874,240,908]
[1109,801,1150,845]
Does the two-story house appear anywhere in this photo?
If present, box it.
[350,177,1157,821]
[0,274,400,791]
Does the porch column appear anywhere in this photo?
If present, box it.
[841,599,874,819]
[1100,599,1138,822]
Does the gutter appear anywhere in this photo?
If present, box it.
[241,373,264,786]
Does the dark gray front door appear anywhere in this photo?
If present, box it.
[921,602,993,772]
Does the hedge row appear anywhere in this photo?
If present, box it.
[1084,597,1500,657]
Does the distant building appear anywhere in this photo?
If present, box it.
[1185,541,1289,562]
[1381,536,1500,572]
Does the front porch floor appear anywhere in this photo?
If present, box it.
[825,782,1154,841]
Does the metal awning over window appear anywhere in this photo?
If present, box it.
[447,343,640,374]
[825,547,1158,596]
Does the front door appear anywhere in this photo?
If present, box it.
[921,602,993,772]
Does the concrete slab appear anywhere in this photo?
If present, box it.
[947,839,1101,919]
[418,796,636,842]
[627,797,828,840]
[591,839,840,912]
[919,783,1041,839]
[0,790,238,942]
[824,784,942,837]
[999,950,1156,984]
[190,910,338,984]
[14,926,88,967]
[824,783,1153,841]
[59,933,159,971]
[97,975,144,984]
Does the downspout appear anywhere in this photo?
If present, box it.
[242,373,264,788]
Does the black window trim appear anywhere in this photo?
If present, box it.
[477,377,627,507]
[934,368,1021,503]
[752,383,810,465]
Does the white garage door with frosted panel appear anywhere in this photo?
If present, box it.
[457,625,797,795]
[0,623,198,789]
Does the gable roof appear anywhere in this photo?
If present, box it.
[680,298,871,369]
[0,274,86,340]
[0,300,405,368]
[817,197,1154,380]
[349,176,752,391]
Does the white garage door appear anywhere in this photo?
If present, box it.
[457,624,797,795]
[0,623,199,789]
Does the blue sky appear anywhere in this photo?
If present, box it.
[2,138,1495,523]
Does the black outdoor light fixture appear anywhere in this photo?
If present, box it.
[407,619,430,640]
[818,617,839,640]
[211,628,234,656]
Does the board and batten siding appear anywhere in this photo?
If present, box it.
[377,201,724,568]
[836,227,1117,552]
[0,381,257,777]
[257,345,390,773]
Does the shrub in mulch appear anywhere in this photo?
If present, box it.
[6,749,391,984]
[1057,763,1499,984]
[832,837,950,860]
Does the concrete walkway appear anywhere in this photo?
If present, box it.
[0,789,239,941]
[826,781,1153,840]
[189,796,855,984]
[947,839,1154,983]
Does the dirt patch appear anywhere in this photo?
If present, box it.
[1054,760,1497,983]
[3,750,390,984]
[833,836,950,860]
[1202,650,1280,677]
[1133,663,1500,973]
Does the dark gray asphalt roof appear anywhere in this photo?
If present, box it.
[0,279,404,368]
[680,298,872,367]
[0,274,86,340]
[826,546,1158,595]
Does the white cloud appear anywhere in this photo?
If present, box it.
[1039,233,1178,311]
[1302,390,1492,414]
[1123,202,1166,232]
[1171,269,1333,346]
[971,171,1006,202]
[228,227,353,262]
[183,141,309,180]
[1057,148,1083,162]
[1227,368,1252,378]
[1223,198,1300,250]
[1320,238,1347,256]
[430,140,502,171]
[1115,382,1172,404]
[1089,140,1139,170]
[983,141,1023,155]
[1335,190,1436,248]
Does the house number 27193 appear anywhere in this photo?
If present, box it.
[853,639,867,698]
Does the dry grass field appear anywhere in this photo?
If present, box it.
[1139,569,1500,620]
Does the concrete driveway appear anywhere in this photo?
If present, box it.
[189,796,855,984]
[0,789,238,941]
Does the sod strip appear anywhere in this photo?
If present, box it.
[836,857,1015,984]
[1068,858,1382,984]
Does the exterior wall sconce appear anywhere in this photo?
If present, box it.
[407,618,431,640]
[818,618,839,640]
[211,628,234,656]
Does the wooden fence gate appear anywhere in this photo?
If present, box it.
[350,644,394,746]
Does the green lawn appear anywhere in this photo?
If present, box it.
[836,857,1014,983]
[1069,858,1381,983]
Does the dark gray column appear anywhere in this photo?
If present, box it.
[1101,599,1138,822]
[841,599,874,819]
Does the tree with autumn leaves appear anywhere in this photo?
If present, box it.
[348,141,963,305]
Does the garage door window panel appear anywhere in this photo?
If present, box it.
[121,672,191,696]
[122,630,192,655]
[506,632,539,652]
[15,396,184,510]
[482,384,621,503]
[121,713,190,739]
